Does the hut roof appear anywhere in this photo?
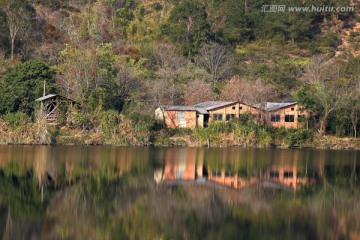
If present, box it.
[35,94,57,102]
[159,106,208,114]
[35,94,77,103]
[253,102,297,112]
[191,101,236,110]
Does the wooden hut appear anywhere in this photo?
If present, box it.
[35,94,77,124]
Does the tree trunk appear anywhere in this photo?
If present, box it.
[319,116,327,135]
[10,37,15,60]
[319,110,332,135]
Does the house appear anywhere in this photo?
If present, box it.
[253,102,306,128]
[35,94,77,124]
[155,101,258,129]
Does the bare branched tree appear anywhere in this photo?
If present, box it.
[195,42,235,85]
[2,0,34,60]
[184,79,213,105]
[150,43,187,71]
[147,79,183,108]
[220,75,277,104]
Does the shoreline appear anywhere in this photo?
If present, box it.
[1,122,359,150]
[1,136,359,150]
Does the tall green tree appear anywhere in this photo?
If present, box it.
[211,0,253,44]
[0,60,56,115]
[162,0,211,56]
[295,56,347,135]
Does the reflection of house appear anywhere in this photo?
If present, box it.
[207,168,257,189]
[265,165,308,190]
[35,94,77,124]
[156,148,317,191]
[162,148,198,181]
[155,101,258,129]
[253,102,306,128]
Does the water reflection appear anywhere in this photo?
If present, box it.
[156,148,359,191]
[0,146,359,239]
[156,148,314,191]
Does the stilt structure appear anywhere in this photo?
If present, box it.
[35,94,77,124]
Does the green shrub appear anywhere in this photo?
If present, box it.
[101,110,121,137]
[257,128,272,146]
[73,113,92,130]
[3,112,30,129]
[208,121,233,134]
[193,127,211,141]
[285,129,313,147]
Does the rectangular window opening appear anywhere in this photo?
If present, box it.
[270,114,280,122]
[177,111,185,121]
[213,114,223,121]
[285,115,294,122]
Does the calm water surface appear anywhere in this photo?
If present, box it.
[0,146,359,239]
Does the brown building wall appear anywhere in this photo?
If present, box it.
[208,103,259,124]
[164,110,197,129]
[267,104,303,128]
[161,103,305,129]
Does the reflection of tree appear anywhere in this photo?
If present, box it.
[350,152,358,188]
[4,207,12,240]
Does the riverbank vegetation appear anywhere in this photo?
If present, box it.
[0,0,359,148]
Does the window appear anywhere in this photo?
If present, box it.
[226,114,235,121]
[285,115,294,122]
[271,114,280,122]
[177,111,185,121]
[239,106,243,110]
[291,107,295,111]
[232,106,235,110]
[213,114,223,121]
[270,171,279,179]
[284,171,293,178]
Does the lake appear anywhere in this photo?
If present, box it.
[0,145,359,239]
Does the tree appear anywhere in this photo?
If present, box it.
[220,75,277,104]
[343,57,360,137]
[184,79,212,105]
[195,42,235,86]
[58,43,120,112]
[0,0,35,59]
[210,0,253,44]
[147,78,183,107]
[162,0,211,56]
[296,56,347,135]
[0,60,56,115]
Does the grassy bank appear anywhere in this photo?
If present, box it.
[0,112,359,149]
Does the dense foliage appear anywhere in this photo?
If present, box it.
[0,0,359,139]
[0,60,56,115]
